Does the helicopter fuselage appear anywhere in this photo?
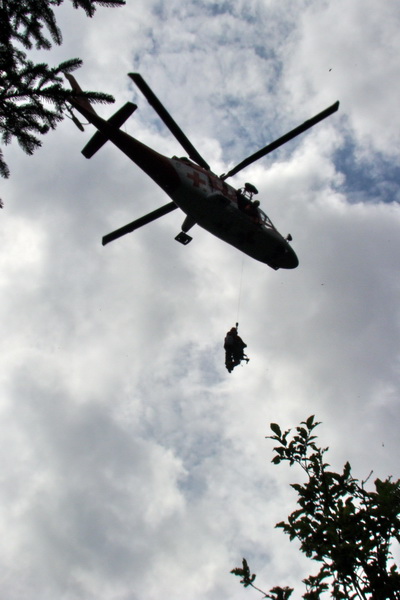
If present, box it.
[170,157,298,269]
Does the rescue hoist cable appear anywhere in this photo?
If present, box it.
[236,254,245,327]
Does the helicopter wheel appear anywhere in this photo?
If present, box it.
[175,231,193,245]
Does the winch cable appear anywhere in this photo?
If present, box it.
[236,254,245,328]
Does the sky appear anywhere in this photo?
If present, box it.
[1,1,400,598]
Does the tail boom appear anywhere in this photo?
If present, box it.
[65,73,98,116]
[66,74,181,196]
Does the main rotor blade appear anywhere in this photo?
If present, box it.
[221,101,339,180]
[102,201,178,246]
[129,73,210,171]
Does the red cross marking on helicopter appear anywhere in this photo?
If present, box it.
[187,170,207,188]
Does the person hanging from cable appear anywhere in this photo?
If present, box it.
[224,323,249,373]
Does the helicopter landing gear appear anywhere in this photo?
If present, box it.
[175,231,192,245]
[176,215,195,244]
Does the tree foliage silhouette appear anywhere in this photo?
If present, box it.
[232,416,400,599]
[0,0,125,181]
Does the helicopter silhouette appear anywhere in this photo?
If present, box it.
[67,73,339,270]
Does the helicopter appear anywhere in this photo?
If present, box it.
[66,73,339,270]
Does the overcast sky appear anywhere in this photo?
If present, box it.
[1,1,400,599]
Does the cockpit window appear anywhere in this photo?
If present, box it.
[258,209,275,230]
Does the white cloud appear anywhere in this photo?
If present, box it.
[1,1,400,598]
[281,0,400,158]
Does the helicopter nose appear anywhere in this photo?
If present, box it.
[273,242,299,269]
[283,249,299,269]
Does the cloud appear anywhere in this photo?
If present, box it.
[1,1,400,599]
[281,0,400,158]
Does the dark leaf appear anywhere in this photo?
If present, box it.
[270,423,282,437]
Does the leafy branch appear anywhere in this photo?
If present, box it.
[231,558,293,600]
[0,0,125,183]
[232,417,400,600]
